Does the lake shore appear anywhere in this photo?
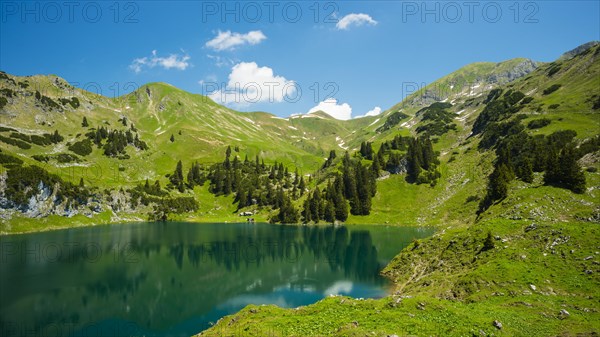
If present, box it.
[1,210,441,235]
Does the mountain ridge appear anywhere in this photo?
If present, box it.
[0,42,598,230]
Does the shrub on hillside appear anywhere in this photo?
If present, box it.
[69,139,93,156]
[527,118,551,129]
[543,84,561,95]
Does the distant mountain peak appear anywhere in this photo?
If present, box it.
[558,41,600,60]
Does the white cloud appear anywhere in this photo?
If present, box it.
[206,54,235,67]
[308,98,352,120]
[208,62,296,105]
[206,30,267,51]
[130,50,190,73]
[336,13,378,30]
[354,106,382,118]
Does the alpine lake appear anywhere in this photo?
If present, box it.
[0,222,434,336]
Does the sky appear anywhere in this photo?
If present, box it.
[1,0,599,119]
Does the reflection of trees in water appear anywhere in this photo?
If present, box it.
[302,226,382,281]
[84,267,148,299]
[167,225,382,281]
[344,231,382,281]
[169,243,184,270]
[0,224,388,337]
[1,268,148,337]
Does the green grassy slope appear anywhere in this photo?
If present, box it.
[198,44,600,336]
[1,56,539,232]
[0,74,368,231]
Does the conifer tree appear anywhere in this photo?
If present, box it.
[224,171,232,195]
[324,201,335,223]
[517,157,534,183]
[479,163,513,213]
[236,188,247,209]
[302,198,312,223]
[544,147,561,186]
[489,163,513,201]
[558,145,586,193]
[298,176,306,196]
[310,188,321,222]
[333,177,348,221]
[170,160,184,186]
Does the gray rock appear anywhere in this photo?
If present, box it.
[493,320,503,330]
[558,41,599,60]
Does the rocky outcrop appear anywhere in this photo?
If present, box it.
[486,59,539,84]
[558,41,600,61]
[0,179,103,220]
[404,59,539,109]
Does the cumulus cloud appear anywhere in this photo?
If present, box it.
[308,98,352,120]
[208,62,296,105]
[206,30,267,51]
[354,106,382,118]
[130,50,190,73]
[336,13,378,30]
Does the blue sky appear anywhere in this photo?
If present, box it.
[1,1,598,119]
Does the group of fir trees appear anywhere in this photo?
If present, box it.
[147,196,199,222]
[303,150,377,223]
[168,160,207,193]
[477,94,593,213]
[129,176,199,222]
[200,147,305,219]
[343,152,377,215]
[362,135,440,185]
[85,124,148,157]
[406,137,440,185]
[359,142,374,160]
[302,177,349,223]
